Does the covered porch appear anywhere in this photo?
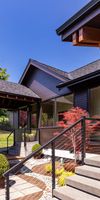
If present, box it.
[0,80,40,156]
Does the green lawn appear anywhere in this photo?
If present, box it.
[0,131,14,148]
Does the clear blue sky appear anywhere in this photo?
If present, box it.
[0,0,99,82]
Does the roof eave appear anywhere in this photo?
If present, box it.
[56,0,100,35]
[57,70,100,88]
[19,59,32,84]
[19,59,68,84]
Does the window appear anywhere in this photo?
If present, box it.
[41,101,54,127]
[56,94,73,121]
[90,86,100,116]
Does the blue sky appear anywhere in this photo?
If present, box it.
[0,0,99,82]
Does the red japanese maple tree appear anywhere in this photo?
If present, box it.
[56,107,100,159]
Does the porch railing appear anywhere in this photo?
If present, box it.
[7,129,15,154]
[4,117,100,200]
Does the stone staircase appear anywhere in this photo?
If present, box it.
[53,155,100,200]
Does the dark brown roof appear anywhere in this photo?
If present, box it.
[0,80,40,99]
[19,58,100,91]
[70,59,100,79]
[58,59,100,88]
[19,59,70,84]
[31,59,70,79]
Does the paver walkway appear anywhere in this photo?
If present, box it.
[0,175,42,200]
[1,154,98,199]
[0,158,58,200]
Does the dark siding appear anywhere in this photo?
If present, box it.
[74,89,89,111]
[22,66,72,101]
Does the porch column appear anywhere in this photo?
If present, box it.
[37,101,42,128]
[13,110,19,142]
[53,99,57,126]
[27,106,32,130]
[13,110,19,129]
[37,101,42,143]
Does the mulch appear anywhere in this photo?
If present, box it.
[32,163,51,176]
[0,178,5,189]
[31,161,78,175]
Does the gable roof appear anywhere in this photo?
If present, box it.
[56,0,100,35]
[19,59,70,84]
[19,58,100,95]
[0,80,40,99]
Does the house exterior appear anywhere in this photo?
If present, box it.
[19,59,100,130]
[1,58,99,144]
[0,0,99,143]
[3,1,100,199]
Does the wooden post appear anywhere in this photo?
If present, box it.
[37,101,42,143]
[27,106,32,131]
[37,101,42,128]
[53,99,57,126]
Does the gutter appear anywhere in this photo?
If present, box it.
[57,70,100,88]
[56,0,100,35]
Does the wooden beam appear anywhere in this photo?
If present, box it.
[62,7,100,41]
[72,32,79,45]
[73,41,100,47]
[72,33,99,47]
[0,93,34,102]
[79,26,100,44]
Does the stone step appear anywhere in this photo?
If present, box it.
[75,165,100,180]
[85,156,100,167]
[66,174,100,197]
[53,186,100,200]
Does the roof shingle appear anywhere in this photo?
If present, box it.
[0,80,40,99]
[70,59,100,79]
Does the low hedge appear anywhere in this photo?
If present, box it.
[0,154,9,178]
[32,143,42,158]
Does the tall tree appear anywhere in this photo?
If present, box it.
[0,68,9,80]
[0,67,9,122]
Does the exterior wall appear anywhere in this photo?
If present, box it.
[74,89,89,111]
[22,66,71,101]
[74,85,100,116]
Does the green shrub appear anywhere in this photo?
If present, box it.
[32,143,42,158]
[0,154,9,178]
[45,163,52,173]
[58,171,75,186]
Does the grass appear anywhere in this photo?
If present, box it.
[0,131,14,148]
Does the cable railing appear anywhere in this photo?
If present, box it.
[6,128,40,157]
[3,117,100,200]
